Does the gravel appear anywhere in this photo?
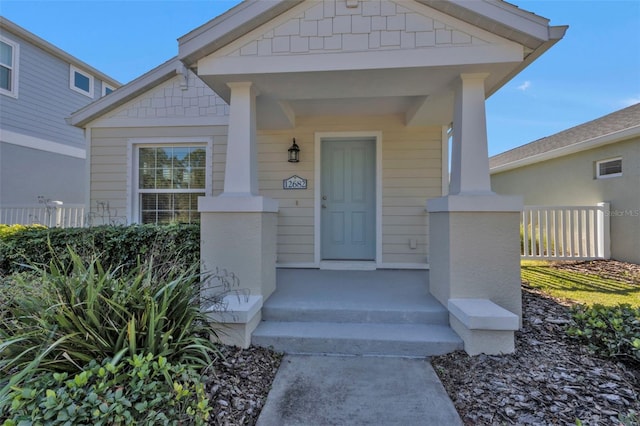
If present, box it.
[204,260,639,426]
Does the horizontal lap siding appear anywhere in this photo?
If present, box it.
[257,115,441,265]
[259,125,315,264]
[382,126,441,264]
[90,126,226,225]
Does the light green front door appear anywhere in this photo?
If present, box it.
[321,139,376,260]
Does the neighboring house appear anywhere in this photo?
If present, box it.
[70,0,566,355]
[491,103,640,264]
[0,17,120,209]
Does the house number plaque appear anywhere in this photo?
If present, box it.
[283,175,307,190]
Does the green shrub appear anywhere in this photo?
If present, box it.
[0,247,222,403]
[3,353,211,425]
[0,224,199,276]
[567,303,640,364]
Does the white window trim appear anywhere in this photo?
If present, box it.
[69,64,94,98]
[102,82,115,96]
[596,157,622,179]
[126,137,214,224]
[0,35,19,98]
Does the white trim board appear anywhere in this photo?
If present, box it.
[314,131,383,268]
[126,136,214,224]
[0,129,85,158]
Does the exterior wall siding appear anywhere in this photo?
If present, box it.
[0,30,101,149]
[89,126,226,225]
[491,138,640,264]
[256,115,442,265]
[0,142,85,205]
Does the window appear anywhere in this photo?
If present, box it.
[136,145,208,224]
[596,157,622,179]
[0,37,18,97]
[70,65,94,97]
[102,83,114,96]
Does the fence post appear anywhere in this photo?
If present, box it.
[597,202,611,259]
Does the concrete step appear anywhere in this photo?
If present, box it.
[262,303,449,325]
[252,321,463,357]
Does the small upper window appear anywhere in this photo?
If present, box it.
[102,83,115,96]
[596,157,622,179]
[70,65,94,98]
[0,37,18,97]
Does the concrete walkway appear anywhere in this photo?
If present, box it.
[256,354,463,426]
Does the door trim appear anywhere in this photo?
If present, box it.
[314,131,382,268]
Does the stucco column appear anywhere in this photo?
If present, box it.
[199,81,278,348]
[449,73,492,195]
[427,73,523,355]
[224,82,258,196]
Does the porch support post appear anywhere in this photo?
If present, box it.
[427,73,523,355]
[199,81,279,349]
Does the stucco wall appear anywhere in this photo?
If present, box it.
[491,138,640,264]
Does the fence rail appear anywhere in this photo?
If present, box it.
[521,203,610,260]
[0,205,85,228]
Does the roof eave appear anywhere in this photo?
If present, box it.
[178,0,305,67]
[486,25,567,98]
[69,57,181,128]
[490,124,640,174]
[0,16,121,87]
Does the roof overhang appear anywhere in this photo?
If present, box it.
[490,125,640,174]
[177,0,566,129]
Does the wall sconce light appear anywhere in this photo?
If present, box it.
[288,138,300,163]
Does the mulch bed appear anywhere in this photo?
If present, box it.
[432,261,640,425]
[205,260,639,425]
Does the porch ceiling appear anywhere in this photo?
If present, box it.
[198,61,518,129]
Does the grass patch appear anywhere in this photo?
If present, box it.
[521,260,640,307]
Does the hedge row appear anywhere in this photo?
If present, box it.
[0,224,200,275]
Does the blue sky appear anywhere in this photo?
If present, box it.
[1,0,639,155]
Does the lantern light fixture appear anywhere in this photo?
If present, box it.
[288,138,300,163]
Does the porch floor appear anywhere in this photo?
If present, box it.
[252,269,463,357]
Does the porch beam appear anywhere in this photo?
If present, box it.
[449,73,493,195]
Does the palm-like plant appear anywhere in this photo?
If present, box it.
[0,248,221,405]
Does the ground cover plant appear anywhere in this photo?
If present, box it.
[0,229,219,424]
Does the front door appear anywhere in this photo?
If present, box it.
[321,139,376,260]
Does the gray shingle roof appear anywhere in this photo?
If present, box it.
[490,103,640,169]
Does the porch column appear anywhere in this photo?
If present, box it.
[427,73,523,355]
[199,81,279,348]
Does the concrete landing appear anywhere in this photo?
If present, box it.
[256,354,463,426]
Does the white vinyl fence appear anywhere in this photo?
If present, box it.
[0,204,85,228]
[521,203,610,260]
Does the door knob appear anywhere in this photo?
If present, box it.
[322,195,327,200]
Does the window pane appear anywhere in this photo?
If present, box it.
[141,194,157,211]
[156,168,172,189]
[599,159,622,176]
[189,148,206,168]
[139,148,156,169]
[192,168,206,188]
[74,71,90,92]
[0,66,10,91]
[0,41,12,67]
[105,87,113,95]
